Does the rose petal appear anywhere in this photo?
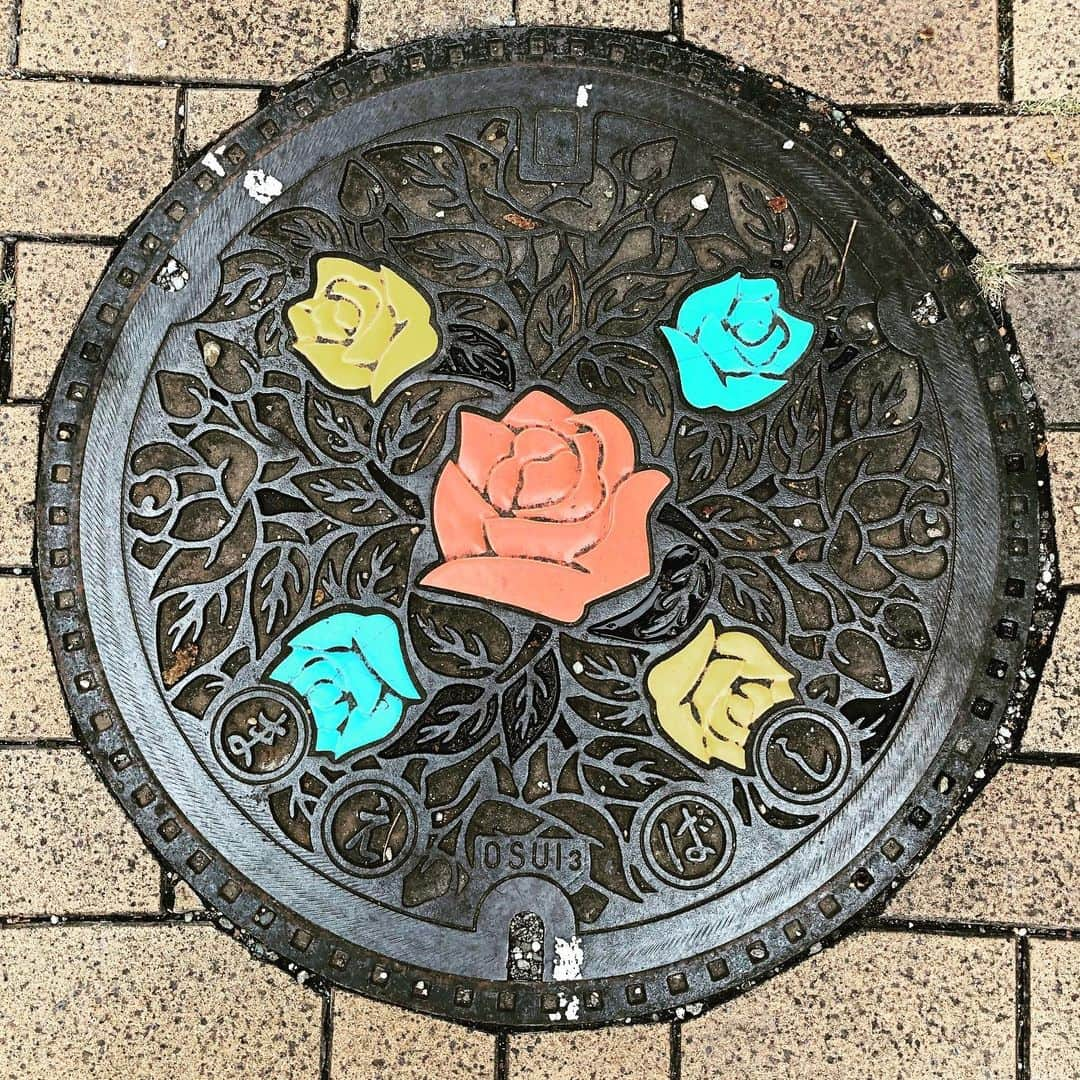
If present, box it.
[420,555,598,623]
[512,426,570,464]
[646,618,718,709]
[367,317,439,402]
[577,406,637,490]
[431,461,496,558]
[503,389,574,430]
[485,455,522,512]
[457,412,515,489]
[576,468,670,582]
[517,431,603,522]
[483,498,612,563]
[516,449,580,509]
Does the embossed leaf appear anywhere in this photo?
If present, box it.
[350,524,420,605]
[717,555,786,641]
[566,696,650,736]
[401,856,457,907]
[674,416,732,500]
[623,137,677,185]
[787,223,842,308]
[585,270,693,337]
[292,467,394,526]
[194,330,258,395]
[250,545,308,657]
[198,250,287,322]
[578,343,673,453]
[525,259,584,369]
[833,348,923,441]
[541,798,638,901]
[691,494,791,552]
[653,176,718,231]
[501,649,560,764]
[378,380,489,475]
[384,683,498,757]
[391,229,506,287]
[409,596,512,678]
[170,497,233,543]
[718,161,798,257]
[367,141,471,223]
[880,601,931,651]
[435,323,515,389]
[152,502,257,598]
[157,573,246,687]
[338,158,383,219]
[841,680,912,762]
[304,383,372,463]
[440,292,517,338]
[190,430,258,506]
[582,735,699,802]
[590,544,713,643]
[769,367,826,474]
[560,636,645,702]
[831,627,892,693]
[251,207,342,257]
[687,233,747,271]
[727,415,767,487]
[824,427,920,516]
[156,371,208,419]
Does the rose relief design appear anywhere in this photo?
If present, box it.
[287,256,439,401]
[125,112,955,921]
[420,390,670,622]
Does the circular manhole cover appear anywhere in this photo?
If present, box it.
[39,27,1057,1028]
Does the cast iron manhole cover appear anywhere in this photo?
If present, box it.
[39,27,1057,1028]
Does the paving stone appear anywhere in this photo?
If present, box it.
[886,764,1080,925]
[508,1024,670,1079]
[1025,593,1080,753]
[184,88,263,156]
[1048,431,1080,586]
[0,922,322,1079]
[0,576,70,740]
[0,81,175,237]
[11,243,111,400]
[0,407,38,566]
[1010,272,1080,425]
[333,993,494,1078]
[860,116,1080,265]
[354,0,511,50]
[170,876,206,913]
[1030,939,1080,1079]
[681,930,1014,1079]
[516,0,669,31]
[1014,0,1080,99]
[0,748,160,915]
[18,0,347,83]
[685,0,998,105]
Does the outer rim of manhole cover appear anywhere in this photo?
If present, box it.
[37,25,1060,1030]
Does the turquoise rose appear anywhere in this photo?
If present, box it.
[660,272,814,412]
[268,609,421,759]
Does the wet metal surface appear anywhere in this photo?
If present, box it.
[37,27,1056,1029]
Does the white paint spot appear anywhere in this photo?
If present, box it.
[571,661,584,674]
[244,169,283,205]
[202,151,226,177]
[553,936,584,980]
[154,257,189,292]
[547,992,581,1022]
[690,193,710,212]
[576,83,592,108]
[782,139,795,150]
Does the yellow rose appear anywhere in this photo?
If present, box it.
[647,617,797,771]
[286,256,438,401]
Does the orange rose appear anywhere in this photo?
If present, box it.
[420,390,670,623]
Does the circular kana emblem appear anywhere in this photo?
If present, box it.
[39,28,1057,1028]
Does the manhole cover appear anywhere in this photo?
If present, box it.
[39,27,1057,1028]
